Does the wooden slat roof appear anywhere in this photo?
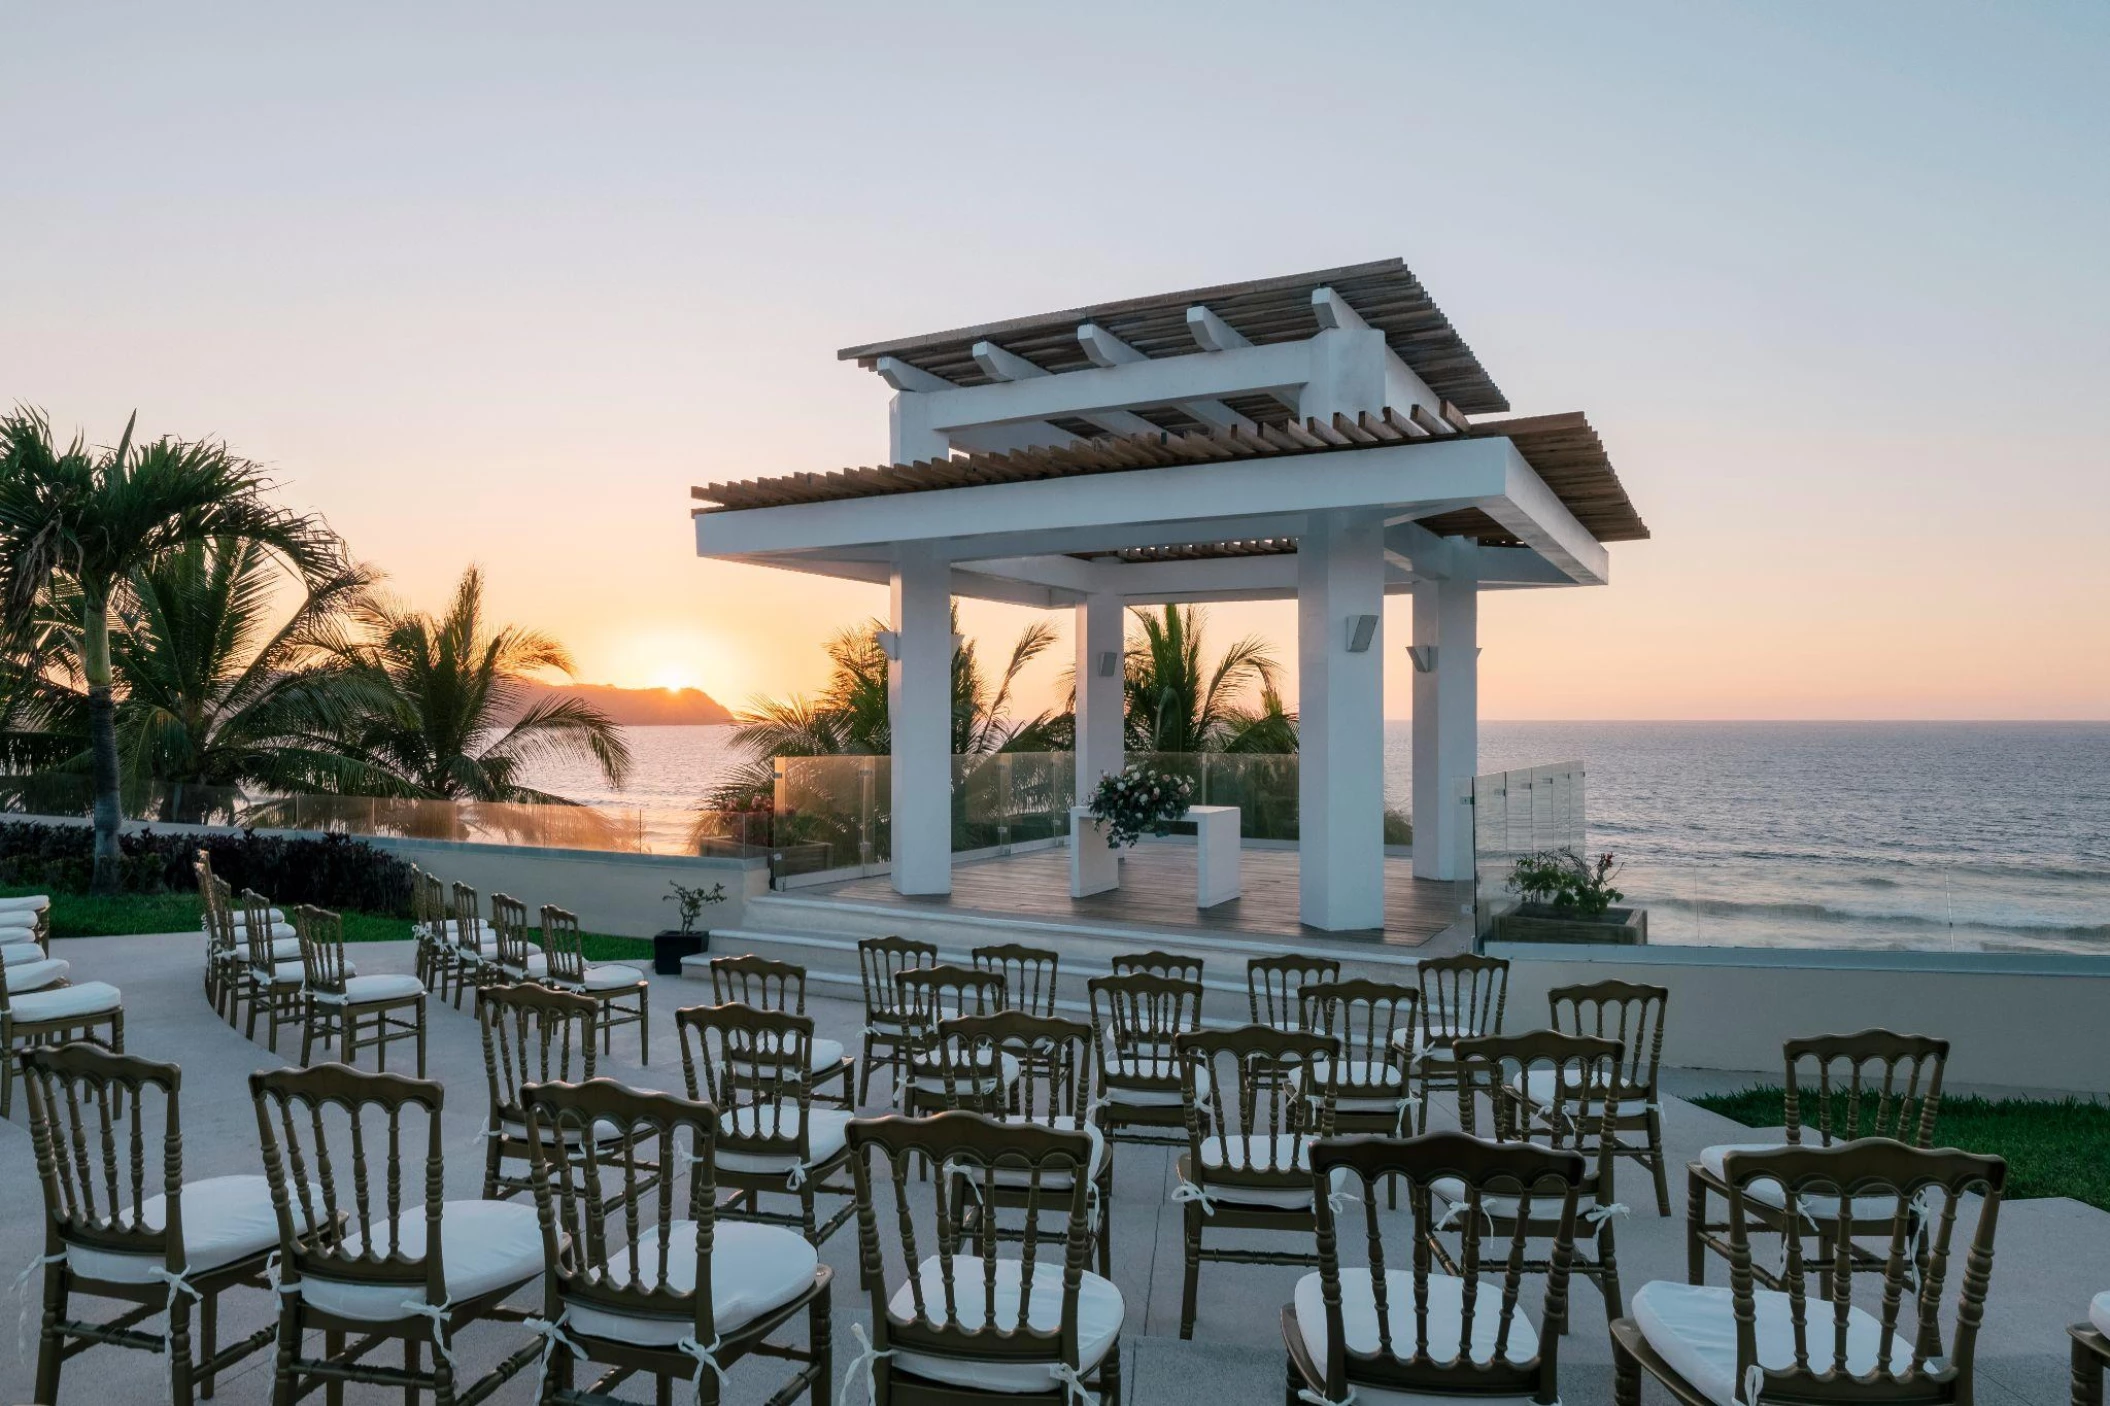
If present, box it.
[692,409,1650,556]
[837,258,1510,417]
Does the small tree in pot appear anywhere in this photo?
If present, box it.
[654,880,726,974]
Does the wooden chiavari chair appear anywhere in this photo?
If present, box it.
[1451,1030,1629,1322]
[677,1001,857,1255]
[249,1062,545,1402]
[1403,952,1508,1134]
[446,880,500,1009]
[519,1077,833,1406]
[540,904,650,1062]
[20,1046,288,1405]
[1688,1030,1950,1289]
[296,903,426,1075]
[846,1110,1124,1404]
[856,934,937,1106]
[1299,978,1421,1138]
[1247,952,1341,1031]
[1086,970,1205,1149]
[895,964,1009,1121]
[239,887,304,1054]
[489,891,546,983]
[1170,1025,1340,1339]
[1111,949,1202,982]
[1285,1131,1586,1406]
[477,981,655,1204]
[972,942,1061,1018]
[1550,979,1672,1214]
[708,953,853,1105]
[1618,1141,2005,1406]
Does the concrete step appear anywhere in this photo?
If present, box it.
[690,890,1438,1028]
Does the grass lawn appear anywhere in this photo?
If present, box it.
[3,885,656,964]
[1692,1085,2110,1211]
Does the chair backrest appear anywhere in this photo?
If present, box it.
[20,1045,186,1270]
[858,935,937,1019]
[201,869,238,962]
[1416,953,1508,1048]
[1247,953,1342,1030]
[924,1012,1092,1124]
[971,943,1060,1019]
[847,1111,1097,1381]
[676,1002,819,1163]
[1718,1140,2005,1399]
[523,1077,713,1332]
[249,1062,448,1306]
[489,892,535,969]
[1088,971,1204,1090]
[239,888,280,972]
[709,953,808,1013]
[411,867,448,935]
[1176,1025,1338,1189]
[895,965,1007,1052]
[1302,979,1419,1100]
[1306,1131,1584,1401]
[1454,1030,1624,1199]
[476,981,600,1131]
[1548,980,1669,1100]
[296,904,352,997]
[539,904,589,985]
[1111,949,1203,983]
[450,881,483,951]
[1781,1030,1949,1147]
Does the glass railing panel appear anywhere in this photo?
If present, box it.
[772,754,887,877]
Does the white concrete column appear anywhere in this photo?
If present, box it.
[888,545,952,895]
[1296,510,1387,931]
[1074,592,1124,799]
[889,393,949,464]
[1410,559,1479,881]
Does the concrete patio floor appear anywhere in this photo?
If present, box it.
[0,930,2097,1404]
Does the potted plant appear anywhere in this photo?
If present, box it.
[1493,848,1647,945]
[1085,764,1197,848]
[654,880,727,974]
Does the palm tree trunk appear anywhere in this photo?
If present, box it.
[82,599,124,894]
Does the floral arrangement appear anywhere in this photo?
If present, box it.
[1506,848,1624,919]
[1085,765,1196,849]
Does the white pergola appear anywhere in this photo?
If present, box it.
[693,260,1648,932]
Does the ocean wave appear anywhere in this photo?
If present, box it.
[1641,894,2110,940]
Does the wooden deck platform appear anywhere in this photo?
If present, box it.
[809,843,1473,951]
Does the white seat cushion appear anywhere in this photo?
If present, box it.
[1631,1281,1915,1406]
[1697,1143,1902,1219]
[1514,1069,1653,1115]
[1429,1176,1606,1224]
[317,973,425,1005]
[1292,1268,1538,1392]
[716,1106,854,1176]
[1101,1062,1210,1108]
[886,1255,1123,1393]
[0,914,40,933]
[504,952,549,977]
[577,964,643,991]
[67,1175,315,1284]
[231,914,291,933]
[11,981,121,1022]
[729,1035,848,1078]
[1,942,46,966]
[2091,1290,2110,1339]
[264,936,303,961]
[249,960,305,986]
[1197,1134,1316,1208]
[568,1221,817,1346]
[299,1200,543,1322]
[1293,1059,1412,1112]
[7,957,67,993]
[912,1052,1022,1096]
[984,1116,1107,1192]
[497,1110,632,1147]
[0,894,50,911]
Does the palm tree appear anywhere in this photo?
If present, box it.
[1123,604,1293,753]
[108,538,385,816]
[705,607,1058,811]
[0,408,340,890]
[319,566,630,804]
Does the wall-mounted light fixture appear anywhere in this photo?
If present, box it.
[1096,650,1119,677]
[876,630,900,660]
[1345,614,1380,653]
[1407,645,1436,674]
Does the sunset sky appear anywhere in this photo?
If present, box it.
[5,4,2106,721]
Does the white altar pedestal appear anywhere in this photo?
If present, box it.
[1069,805,1242,908]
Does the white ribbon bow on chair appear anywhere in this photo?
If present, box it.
[397,1297,460,1374]
[838,1321,894,1405]
[12,1250,64,1364]
[675,1333,729,1398]
[145,1266,203,1406]
[525,1310,585,1394]
[1170,1179,1218,1216]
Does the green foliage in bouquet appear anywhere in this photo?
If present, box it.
[1086,764,1195,849]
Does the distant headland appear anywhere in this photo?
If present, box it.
[513,680,734,726]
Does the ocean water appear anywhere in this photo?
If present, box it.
[524,721,2110,956]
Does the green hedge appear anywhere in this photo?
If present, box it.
[0,820,413,916]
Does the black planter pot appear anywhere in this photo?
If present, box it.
[653,929,707,976]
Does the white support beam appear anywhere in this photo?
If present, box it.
[874,356,954,393]
[971,340,1160,437]
[889,545,953,896]
[1410,557,1479,882]
[922,339,1310,433]
[1382,521,1457,580]
[1310,286,1370,333]
[1077,322,1254,432]
[1186,304,1251,351]
[1075,593,1125,801]
[1298,510,1387,930]
[1483,442,1612,586]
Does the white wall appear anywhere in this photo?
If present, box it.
[1493,944,2110,1095]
